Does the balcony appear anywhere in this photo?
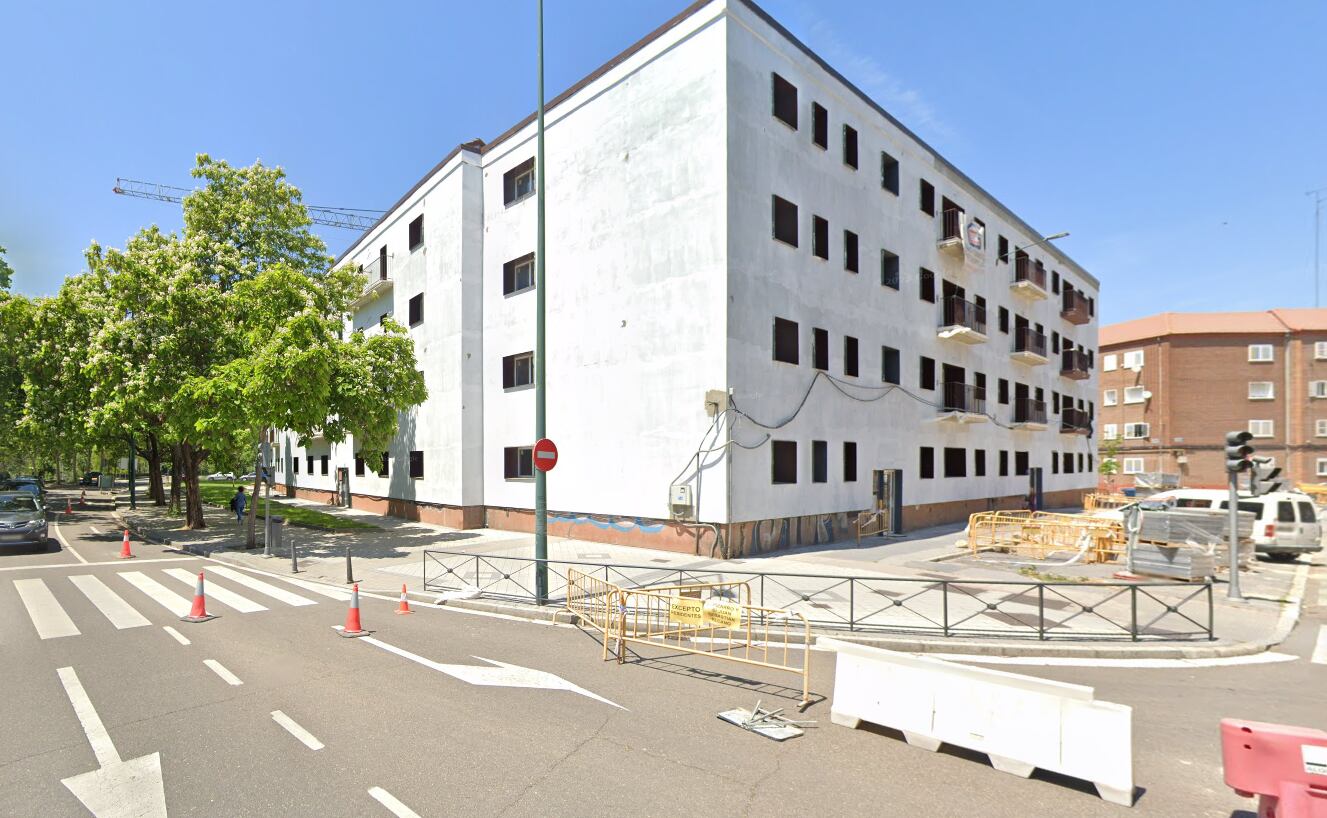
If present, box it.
[351,258,394,308]
[937,296,987,344]
[1011,397,1048,430]
[1010,326,1048,365]
[938,207,966,258]
[936,381,988,424]
[1010,254,1047,300]
[1061,407,1092,435]
[1061,348,1091,380]
[1061,287,1091,325]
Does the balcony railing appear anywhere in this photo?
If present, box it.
[941,381,986,415]
[1011,254,1047,299]
[1061,348,1091,380]
[351,255,395,307]
[940,296,987,335]
[1013,397,1047,426]
[1061,407,1092,435]
[1061,287,1091,325]
[1013,326,1047,359]
[941,208,963,241]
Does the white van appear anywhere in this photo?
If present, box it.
[1148,489,1323,560]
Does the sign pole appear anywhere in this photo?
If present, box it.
[1227,471,1243,601]
[533,0,549,605]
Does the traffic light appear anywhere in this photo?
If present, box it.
[1249,456,1283,495]
[1225,431,1253,473]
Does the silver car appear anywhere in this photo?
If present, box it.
[0,492,48,550]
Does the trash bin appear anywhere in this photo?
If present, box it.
[267,515,284,554]
[98,474,113,490]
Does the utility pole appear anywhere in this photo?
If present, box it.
[533,0,549,605]
[128,439,137,511]
[1309,188,1325,308]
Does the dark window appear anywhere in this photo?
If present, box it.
[919,356,935,390]
[504,446,533,479]
[408,293,424,326]
[974,449,986,477]
[944,447,966,478]
[306,455,313,474]
[999,450,1009,477]
[813,327,829,370]
[1077,453,1084,473]
[503,351,534,389]
[772,73,798,129]
[1063,452,1074,474]
[880,249,899,289]
[997,235,1009,263]
[812,440,828,483]
[881,346,900,384]
[844,335,859,377]
[1052,270,1061,295]
[773,317,799,364]
[1015,451,1029,476]
[408,215,424,250]
[503,158,536,205]
[998,378,1009,405]
[1278,501,1296,523]
[998,307,1009,334]
[881,151,899,194]
[1052,331,1060,354]
[772,440,797,484]
[772,195,798,247]
[380,312,389,327]
[843,442,857,482]
[920,446,935,479]
[354,455,365,476]
[1052,390,1060,413]
[320,455,329,475]
[844,230,859,272]
[379,452,390,477]
[1088,296,1096,317]
[920,268,935,302]
[1052,452,1059,474]
[920,179,936,216]
[811,102,827,148]
[293,458,299,475]
[842,124,858,168]
[409,451,424,479]
[1299,502,1317,523]
[503,253,536,295]
[378,245,388,280]
[812,216,829,260]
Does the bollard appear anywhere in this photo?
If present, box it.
[345,546,354,584]
[289,521,298,574]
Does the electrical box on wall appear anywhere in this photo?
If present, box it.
[670,484,693,519]
[704,389,729,417]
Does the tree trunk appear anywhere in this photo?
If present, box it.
[181,442,207,530]
[146,434,165,505]
[245,433,262,548]
[169,443,182,515]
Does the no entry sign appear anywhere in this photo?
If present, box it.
[533,438,558,472]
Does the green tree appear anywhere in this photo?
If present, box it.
[0,245,13,291]
[1099,436,1123,490]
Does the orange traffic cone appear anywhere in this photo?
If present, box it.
[395,584,413,615]
[341,583,368,637]
[181,571,214,623]
[118,530,135,559]
[65,498,73,515]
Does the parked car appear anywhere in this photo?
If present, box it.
[79,471,102,487]
[205,472,236,481]
[1149,488,1323,560]
[1,478,46,509]
[239,472,257,481]
[0,492,49,551]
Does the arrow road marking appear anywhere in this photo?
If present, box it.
[337,627,624,709]
[57,666,167,818]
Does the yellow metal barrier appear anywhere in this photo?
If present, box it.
[1298,484,1327,504]
[1084,493,1132,511]
[967,511,1126,564]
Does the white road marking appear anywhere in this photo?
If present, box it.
[57,667,119,766]
[163,626,190,645]
[368,786,422,818]
[50,521,88,564]
[267,574,353,601]
[206,566,316,606]
[88,526,103,537]
[271,710,323,750]
[161,568,266,613]
[917,651,1302,669]
[1312,626,1327,666]
[203,659,243,686]
[0,557,191,573]
[340,627,625,709]
[120,571,191,617]
[14,578,80,639]
[69,575,150,629]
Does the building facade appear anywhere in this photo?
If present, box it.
[275,0,1100,554]
[1098,309,1327,490]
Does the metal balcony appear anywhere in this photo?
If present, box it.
[1011,397,1048,430]
[937,296,987,344]
[1010,254,1047,300]
[1010,326,1048,365]
[1061,348,1091,380]
[1061,407,1092,435]
[1061,287,1091,325]
[351,256,394,308]
[937,382,988,424]
[938,207,966,258]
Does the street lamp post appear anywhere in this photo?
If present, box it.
[533,0,549,604]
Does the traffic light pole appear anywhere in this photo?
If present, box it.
[1226,471,1243,601]
[533,0,549,605]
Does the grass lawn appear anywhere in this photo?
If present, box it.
[198,481,377,531]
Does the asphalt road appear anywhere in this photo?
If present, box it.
[2,489,1323,817]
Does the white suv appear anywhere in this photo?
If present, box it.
[1149,489,1323,560]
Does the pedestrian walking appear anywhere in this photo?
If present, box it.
[230,486,247,523]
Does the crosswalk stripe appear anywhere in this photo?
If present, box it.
[270,574,353,601]
[69,575,150,629]
[162,568,267,613]
[14,578,80,639]
[1312,625,1327,666]
[206,566,316,607]
[120,571,192,617]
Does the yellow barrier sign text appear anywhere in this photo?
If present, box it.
[668,596,704,626]
[703,599,743,629]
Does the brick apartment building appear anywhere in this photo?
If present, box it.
[1098,309,1327,489]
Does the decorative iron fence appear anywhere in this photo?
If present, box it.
[422,550,1215,642]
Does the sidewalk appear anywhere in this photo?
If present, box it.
[113,492,1318,658]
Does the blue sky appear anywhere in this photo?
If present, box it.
[2,0,1324,324]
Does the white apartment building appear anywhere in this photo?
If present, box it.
[276,0,1100,554]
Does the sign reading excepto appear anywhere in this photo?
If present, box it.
[703,599,743,629]
[533,438,558,472]
[668,597,704,626]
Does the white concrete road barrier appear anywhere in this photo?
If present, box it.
[818,638,1134,806]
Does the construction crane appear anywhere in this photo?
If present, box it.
[112,177,384,231]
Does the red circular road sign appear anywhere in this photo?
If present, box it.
[533,438,558,472]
